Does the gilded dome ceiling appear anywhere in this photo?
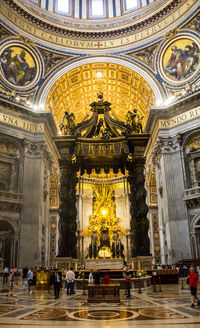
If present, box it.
[46,63,155,130]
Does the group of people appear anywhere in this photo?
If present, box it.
[2,264,200,307]
[52,267,75,300]
[3,266,34,294]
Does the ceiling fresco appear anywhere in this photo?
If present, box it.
[46,63,155,129]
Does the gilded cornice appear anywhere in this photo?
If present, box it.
[2,0,185,40]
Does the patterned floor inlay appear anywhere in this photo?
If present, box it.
[138,307,186,319]
[22,308,68,320]
[0,306,21,315]
[68,309,139,321]
[3,308,35,317]
[174,307,200,316]
[0,282,200,326]
[20,306,188,321]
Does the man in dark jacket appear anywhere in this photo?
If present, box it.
[52,269,61,299]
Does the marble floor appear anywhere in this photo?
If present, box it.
[0,279,199,328]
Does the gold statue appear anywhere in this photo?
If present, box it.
[59,111,76,135]
[82,185,126,250]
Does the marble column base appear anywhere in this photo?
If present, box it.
[85,259,124,270]
[131,256,153,270]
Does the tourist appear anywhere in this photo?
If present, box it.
[22,278,28,293]
[27,268,33,294]
[94,270,101,284]
[176,265,180,273]
[9,268,15,289]
[3,266,9,284]
[22,266,28,280]
[188,266,200,308]
[52,268,61,299]
[124,268,132,298]
[88,270,94,284]
[66,267,75,295]
[183,264,188,276]
[103,273,110,284]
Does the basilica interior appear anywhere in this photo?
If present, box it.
[0,0,200,327]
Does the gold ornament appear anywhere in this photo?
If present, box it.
[82,184,126,246]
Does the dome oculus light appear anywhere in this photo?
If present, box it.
[57,0,69,14]
[126,0,138,10]
[91,0,103,16]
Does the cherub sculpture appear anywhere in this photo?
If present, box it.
[59,111,76,135]
[126,109,143,133]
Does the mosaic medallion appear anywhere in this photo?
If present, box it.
[139,307,186,319]
[159,34,200,86]
[68,309,139,321]
[22,308,68,320]
[0,41,41,91]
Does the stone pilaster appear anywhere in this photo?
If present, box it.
[19,140,45,267]
[153,134,191,263]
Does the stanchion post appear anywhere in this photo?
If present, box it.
[137,272,142,294]
[158,274,162,292]
[83,276,86,295]
[152,271,157,293]
[180,277,185,290]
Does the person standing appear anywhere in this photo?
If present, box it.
[3,266,9,284]
[188,266,200,308]
[124,268,132,298]
[66,267,75,295]
[94,270,101,284]
[27,268,33,294]
[22,266,28,280]
[10,268,15,289]
[103,273,110,284]
[22,278,28,294]
[183,264,188,277]
[88,270,94,284]
[52,269,61,299]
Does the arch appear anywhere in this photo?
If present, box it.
[37,56,164,110]
[190,214,200,234]
[183,130,200,151]
[0,217,18,234]
[0,136,23,157]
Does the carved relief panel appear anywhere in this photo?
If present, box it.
[0,140,21,193]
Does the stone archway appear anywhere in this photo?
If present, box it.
[190,214,200,259]
[37,56,164,112]
[0,221,15,268]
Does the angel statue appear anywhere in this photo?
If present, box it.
[59,111,76,135]
[126,109,143,133]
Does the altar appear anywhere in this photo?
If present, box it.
[88,283,120,303]
[85,259,124,270]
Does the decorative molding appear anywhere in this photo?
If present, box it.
[23,140,44,157]
[151,134,181,169]
[38,56,164,109]
[17,0,168,30]
[3,0,183,39]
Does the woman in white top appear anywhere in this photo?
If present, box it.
[88,270,94,284]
